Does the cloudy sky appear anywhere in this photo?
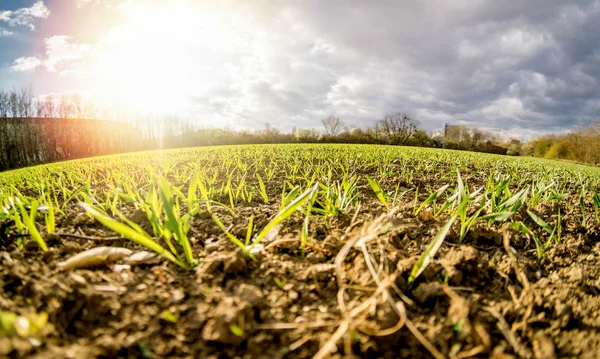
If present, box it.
[1,0,599,139]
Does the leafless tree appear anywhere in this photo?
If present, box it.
[471,128,485,145]
[18,87,33,118]
[445,125,471,144]
[35,94,57,118]
[9,89,19,117]
[58,94,73,118]
[72,94,84,118]
[82,99,97,119]
[0,90,9,118]
[47,95,56,118]
[295,128,321,141]
[36,96,53,117]
[35,99,44,117]
[376,112,418,144]
[263,122,279,136]
[321,115,344,135]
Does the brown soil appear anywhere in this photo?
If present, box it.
[1,162,600,358]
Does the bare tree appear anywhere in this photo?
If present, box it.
[445,125,471,144]
[321,116,344,135]
[58,94,73,118]
[0,91,8,169]
[471,128,485,145]
[82,98,97,119]
[47,95,56,118]
[72,94,84,118]
[18,87,33,118]
[263,122,279,136]
[0,90,8,118]
[35,94,57,118]
[296,128,321,142]
[35,99,45,117]
[35,96,49,117]
[9,89,19,117]
[376,113,418,144]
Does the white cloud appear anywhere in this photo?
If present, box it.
[9,57,42,72]
[0,1,50,31]
[42,35,92,73]
[482,98,525,118]
[75,0,130,9]
[0,27,14,36]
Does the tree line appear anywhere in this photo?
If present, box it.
[525,121,600,165]
[0,88,143,171]
[156,113,519,157]
[6,85,597,171]
[0,86,521,171]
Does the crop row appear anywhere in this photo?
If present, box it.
[1,144,599,273]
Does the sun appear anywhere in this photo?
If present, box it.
[85,1,224,115]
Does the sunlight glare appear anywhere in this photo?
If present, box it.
[87,1,235,115]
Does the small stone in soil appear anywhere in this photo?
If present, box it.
[236,284,264,307]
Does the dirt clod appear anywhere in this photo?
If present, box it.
[201,297,254,345]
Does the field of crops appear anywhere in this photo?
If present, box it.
[1,144,599,358]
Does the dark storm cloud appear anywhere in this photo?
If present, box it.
[204,0,599,138]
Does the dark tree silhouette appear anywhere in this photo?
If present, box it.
[321,116,344,135]
[376,113,418,144]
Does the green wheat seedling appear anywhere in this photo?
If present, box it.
[210,183,317,259]
[414,184,449,216]
[580,186,588,227]
[210,214,255,260]
[556,208,562,243]
[256,173,269,204]
[13,197,48,251]
[331,175,358,213]
[252,184,317,247]
[389,186,412,209]
[592,192,600,225]
[527,209,559,247]
[281,184,301,211]
[38,192,57,234]
[510,221,544,262]
[80,202,188,268]
[245,214,255,246]
[301,186,319,249]
[526,210,552,235]
[481,186,529,225]
[529,179,554,209]
[315,175,357,216]
[157,176,195,266]
[452,170,485,243]
[366,175,389,210]
[408,215,456,287]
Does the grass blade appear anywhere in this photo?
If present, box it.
[481,211,515,222]
[366,175,389,210]
[15,199,48,252]
[79,202,187,269]
[526,210,553,235]
[157,177,194,266]
[245,214,254,246]
[510,221,543,262]
[414,184,449,215]
[254,183,317,246]
[256,173,269,204]
[408,215,456,286]
[211,213,255,260]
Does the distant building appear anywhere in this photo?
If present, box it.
[444,123,463,141]
[444,123,456,138]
